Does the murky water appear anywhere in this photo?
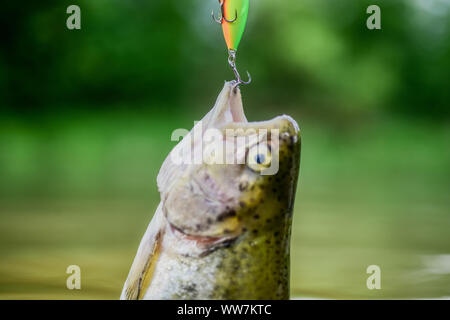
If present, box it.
[0,192,449,299]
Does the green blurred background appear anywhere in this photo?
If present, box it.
[1,0,449,299]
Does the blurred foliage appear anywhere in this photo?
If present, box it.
[1,0,450,299]
[1,0,449,117]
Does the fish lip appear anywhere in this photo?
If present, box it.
[208,81,248,127]
[204,82,301,143]
[219,114,300,140]
[211,83,300,133]
[249,115,299,133]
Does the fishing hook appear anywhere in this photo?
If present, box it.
[212,0,238,24]
[228,50,251,90]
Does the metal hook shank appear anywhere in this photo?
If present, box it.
[228,50,251,89]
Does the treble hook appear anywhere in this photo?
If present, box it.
[212,0,238,24]
[228,50,251,90]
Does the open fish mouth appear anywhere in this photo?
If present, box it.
[159,81,300,246]
[206,81,299,133]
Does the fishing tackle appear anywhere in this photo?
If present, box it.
[212,0,251,89]
[212,0,238,24]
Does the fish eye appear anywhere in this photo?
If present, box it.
[255,154,265,164]
[247,143,272,172]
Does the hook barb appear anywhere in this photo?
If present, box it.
[211,0,238,24]
[211,10,222,24]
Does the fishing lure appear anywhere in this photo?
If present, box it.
[212,0,251,88]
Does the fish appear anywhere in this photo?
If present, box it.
[120,81,301,300]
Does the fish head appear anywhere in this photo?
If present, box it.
[158,82,301,246]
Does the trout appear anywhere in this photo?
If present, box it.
[121,82,301,299]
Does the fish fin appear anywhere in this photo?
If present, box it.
[120,204,165,300]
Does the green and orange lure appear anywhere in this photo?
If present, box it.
[212,0,251,88]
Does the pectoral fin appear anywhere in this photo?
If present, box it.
[121,204,165,300]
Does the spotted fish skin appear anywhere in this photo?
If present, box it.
[215,130,300,299]
[121,82,301,300]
